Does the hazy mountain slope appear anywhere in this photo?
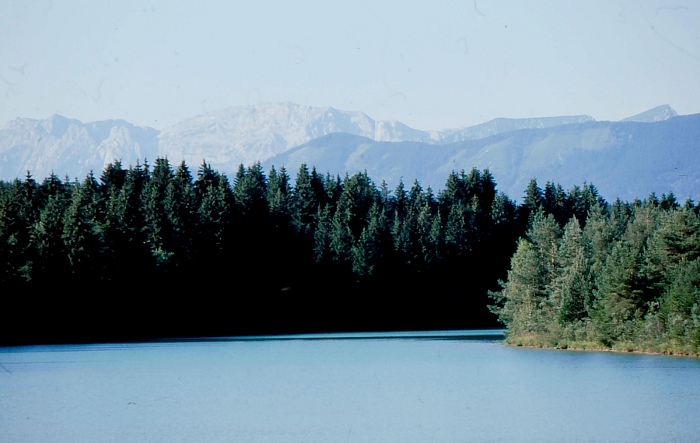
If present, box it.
[439,115,594,143]
[1,103,696,203]
[156,102,600,173]
[264,115,700,202]
[0,115,158,181]
[621,104,678,123]
[157,102,436,172]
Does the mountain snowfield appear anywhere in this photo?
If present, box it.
[0,103,697,202]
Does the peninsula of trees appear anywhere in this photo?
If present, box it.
[1,158,698,353]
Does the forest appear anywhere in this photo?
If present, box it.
[0,158,698,352]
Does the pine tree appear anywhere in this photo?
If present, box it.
[234,162,268,218]
[583,203,614,283]
[658,258,700,347]
[415,198,441,267]
[313,204,332,263]
[142,158,176,267]
[549,217,591,325]
[489,238,549,335]
[163,161,198,267]
[444,201,468,254]
[100,161,127,197]
[660,192,679,211]
[392,178,408,220]
[267,165,291,220]
[593,239,646,345]
[291,164,321,237]
[643,207,700,315]
[520,179,544,215]
[543,181,569,225]
[329,191,354,263]
[340,171,379,238]
[526,209,561,283]
[491,192,519,235]
[62,173,105,280]
[0,184,23,286]
[29,192,70,283]
[645,207,700,272]
[196,163,233,253]
[105,162,152,277]
[440,171,463,211]
[391,206,412,263]
[479,169,497,214]
[609,198,632,240]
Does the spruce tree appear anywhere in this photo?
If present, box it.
[62,173,105,281]
[163,161,197,266]
[593,240,646,345]
[313,204,332,263]
[549,217,591,325]
[526,209,561,283]
[291,164,320,237]
[142,157,175,268]
[267,165,291,220]
[658,258,700,346]
[489,238,549,336]
[30,192,70,284]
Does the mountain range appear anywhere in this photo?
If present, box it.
[1,103,697,202]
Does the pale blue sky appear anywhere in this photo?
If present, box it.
[1,0,699,130]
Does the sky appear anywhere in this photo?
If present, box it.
[1,0,699,131]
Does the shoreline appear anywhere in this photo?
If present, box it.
[504,336,700,358]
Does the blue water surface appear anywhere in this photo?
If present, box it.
[1,330,699,442]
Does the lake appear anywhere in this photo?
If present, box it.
[2,330,700,442]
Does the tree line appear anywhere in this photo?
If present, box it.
[489,186,700,355]
[1,158,696,349]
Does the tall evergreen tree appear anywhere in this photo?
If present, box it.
[593,239,647,345]
[658,258,700,347]
[62,172,105,281]
[521,179,544,213]
[163,161,198,266]
[526,209,562,283]
[583,203,615,281]
[196,163,233,253]
[549,217,591,324]
[234,162,268,218]
[543,181,569,225]
[29,192,70,284]
[267,165,291,220]
[142,157,176,267]
[489,238,549,335]
[291,164,321,237]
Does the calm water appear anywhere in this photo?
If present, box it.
[2,330,700,442]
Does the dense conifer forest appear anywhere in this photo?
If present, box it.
[1,158,698,352]
[490,190,700,355]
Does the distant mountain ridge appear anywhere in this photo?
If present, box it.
[0,103,696,202]
[0,102,600,182]
[438,115,595,143]
[264,115,700,202]
[157,102,437,172]
[0,115,158,181]
[621,104,678,123]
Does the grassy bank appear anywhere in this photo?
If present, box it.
[505,333,700,357]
